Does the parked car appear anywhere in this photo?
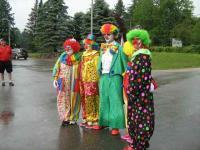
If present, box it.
[12,48,28,60]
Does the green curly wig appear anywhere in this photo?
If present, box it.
[126,29,151,46]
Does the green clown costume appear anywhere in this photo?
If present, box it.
[98,24,128,130]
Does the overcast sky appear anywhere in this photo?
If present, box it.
[8,0,200,31]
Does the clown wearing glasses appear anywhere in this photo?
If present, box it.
[97,24,128,135]
[52,37,82,126]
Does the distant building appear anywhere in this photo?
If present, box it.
[172,38,182,47]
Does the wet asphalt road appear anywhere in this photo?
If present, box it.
[0,59,200,150]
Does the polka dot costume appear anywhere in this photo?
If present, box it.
[125,53,155,150]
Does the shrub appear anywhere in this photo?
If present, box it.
[151,45,200,54]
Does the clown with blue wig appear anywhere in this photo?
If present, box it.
[79,34,100,129]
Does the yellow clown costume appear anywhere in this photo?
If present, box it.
[79,34,100,127]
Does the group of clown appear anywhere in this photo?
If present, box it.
[52,23,157,150]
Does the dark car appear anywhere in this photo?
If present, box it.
[12,48,28,60]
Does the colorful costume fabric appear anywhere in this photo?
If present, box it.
[123,41,136,128]
[80,50,99,123]
[98,41,128,129]
[52,48,82,122]
[125,29,154,150]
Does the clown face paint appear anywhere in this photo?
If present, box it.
[65,46,73,55]
[0,40,6,46]
[104,34,114,43]
[133,38,142,50]
[84,44,92,50]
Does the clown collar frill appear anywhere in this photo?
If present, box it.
[60,52,82,66]
[82,49,99,57]
[131,48,152,61]
[100,41,119,54]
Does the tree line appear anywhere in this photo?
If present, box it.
[0,0,200,52]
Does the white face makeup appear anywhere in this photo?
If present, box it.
[65,46,73,55]
[84,44,92,50]
[0,41,6,46]
[104,34,114,43]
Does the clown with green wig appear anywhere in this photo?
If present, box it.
[97,23,128,135]
[123,29,155,150]
[79,34,100,129]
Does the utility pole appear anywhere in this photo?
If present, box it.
[91,0,93,35]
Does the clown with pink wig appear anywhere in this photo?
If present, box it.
[52,37,82,126]
[97,24,128,135]
[79,34,100,129]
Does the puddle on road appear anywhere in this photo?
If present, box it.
[0,111,15,124]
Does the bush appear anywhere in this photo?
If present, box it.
[29,52,62,59]
[151,45,200,54]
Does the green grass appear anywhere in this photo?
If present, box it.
[152,52,200,70]
[29,53,43,58]
[29,52,200,70]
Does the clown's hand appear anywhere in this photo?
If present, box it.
[53,80,58,88]
[150,83,155,92]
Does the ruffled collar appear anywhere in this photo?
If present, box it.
[82,50,99,57]
[131,49,152,61]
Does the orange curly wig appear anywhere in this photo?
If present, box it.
[63,38,81,53]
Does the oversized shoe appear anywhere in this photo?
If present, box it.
[79,122,87,127]
[92,125,108,130]
[69,120,77,125]
[61,121,70,127]
[121,134,131,140]
[123,146,134,150]
[85,122,93,129]
[111,129,119,135]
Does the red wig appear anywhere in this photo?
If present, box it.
[63,38,81,53]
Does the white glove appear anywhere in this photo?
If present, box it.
[53,80,58,88]
[150,83,155,92]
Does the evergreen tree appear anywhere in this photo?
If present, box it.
[24,0,38,51]
[34,0,45,51]
[113,0,127,40]
[126,0,140,29]
[37,0,71,52]
[0,0,14,44]
[82,0,116,43]
[25,0,38,35]
[20,30,31,50]
[12,27,22,47]
[81,11,91,39]
[72,12,85,42]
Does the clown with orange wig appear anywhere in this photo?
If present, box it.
[97,24,128,135]
[79,34,100,128]
[52,37,82,126]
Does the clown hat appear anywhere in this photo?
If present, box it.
[83,34,99,50]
